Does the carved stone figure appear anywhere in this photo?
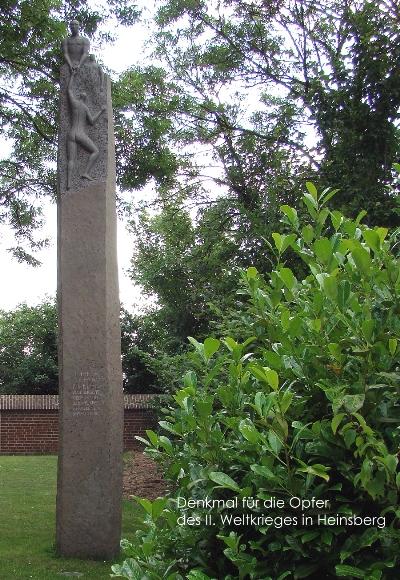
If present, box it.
[66,71,105,188]
[57,19,123,560]
[62,20,90,73]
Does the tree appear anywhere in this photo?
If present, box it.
[0,301,58,394]
[120,307,164,393]
[113,0,400,350]
[0,0,139,262]
[146,0,400,224]
[0,302,161,395]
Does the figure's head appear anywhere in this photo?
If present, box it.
[79,92,88,103]
[70,20,80,36]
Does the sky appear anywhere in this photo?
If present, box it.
[0,4,154,312]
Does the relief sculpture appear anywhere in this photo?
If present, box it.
[61,20,106,191]
[67,72,105,188]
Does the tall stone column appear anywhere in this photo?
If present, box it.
[56,22,123,560]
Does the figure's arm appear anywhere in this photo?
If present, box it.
[62,39,73,71]
[78,38,90,69]
[86,105,106,125]
[67,72,79,106]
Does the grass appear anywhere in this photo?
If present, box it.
[0,455,140,579]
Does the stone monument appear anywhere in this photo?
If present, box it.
[56,20,123,559]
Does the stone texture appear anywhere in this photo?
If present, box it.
[56,64,123,559]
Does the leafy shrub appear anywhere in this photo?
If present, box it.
[0,301,58,394]
[112,184,400,579]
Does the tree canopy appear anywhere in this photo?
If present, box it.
[1,1,400,387]
[0,0,138,263]
[113,0,400,350]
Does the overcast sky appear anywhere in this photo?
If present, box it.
[0,4,155,312]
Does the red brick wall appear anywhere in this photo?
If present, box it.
[0,408,156,455]
[124,409,156,450]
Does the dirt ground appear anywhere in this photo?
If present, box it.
[123,448,167,500]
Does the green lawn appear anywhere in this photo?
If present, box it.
[0,455,139,579]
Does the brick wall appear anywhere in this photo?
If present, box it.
[0,395,157,455]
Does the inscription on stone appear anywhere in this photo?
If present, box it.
[72,371,103,417]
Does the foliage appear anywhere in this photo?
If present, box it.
[0,0,139,261]
[120,307,166,393]
[0,303,159,394]
[118,0,400,358]
[0,300,58,394]
[112,186,400,579]
[148,0,400,224]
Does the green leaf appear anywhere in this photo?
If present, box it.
[158,435,173,454]
[188,336,204,356]
[362,229,380,252]
[305,181,318,200]
[337,280,351,311]
[317,273,338,301]
[239,419,260,443]
[351,247,371,274]
[355,210,367,225]
[246,266,258,279]
[272,232,296,254]
[313,238,332,264]
[272,232,283,252]
[196,397,214,418]
[280,205,299,228]
[224,336,238,352]
[151,497,168,521]
[250,464,276,479]
[254,391,266,417]
[209,471,240,492]
[328,342,342,362]
[343,429,357,447]
[264,350,282,369]
[280,390,293,413]
[335,564,365,578]
[389,338,397,356]
[145,429,159,447]
[331,413,346,435]
[376,227,388,244]
[265,367,279,390]
[382,454,398,474]
[331,210,344,231]
[300,531,320,543]
[135,497,153,515]
[320,188,338,206]
[303,194,318,217]
[187,571,213,580]
[159,421,181,436]
[302,224,314,243]
[296,463,330,481]
[279,267,297,290]
[203,337,220,359]
[249,364,269,384]
[362,319,374,342]
[343,394,365,414]
[267,431,283,455]
[183,371,197,389]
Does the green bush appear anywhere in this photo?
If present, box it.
[112,184,400,579]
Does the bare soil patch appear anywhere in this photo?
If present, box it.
[123,448,167,500]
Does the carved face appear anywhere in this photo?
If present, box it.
[79,92,88,103]
[70,20,80,36]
